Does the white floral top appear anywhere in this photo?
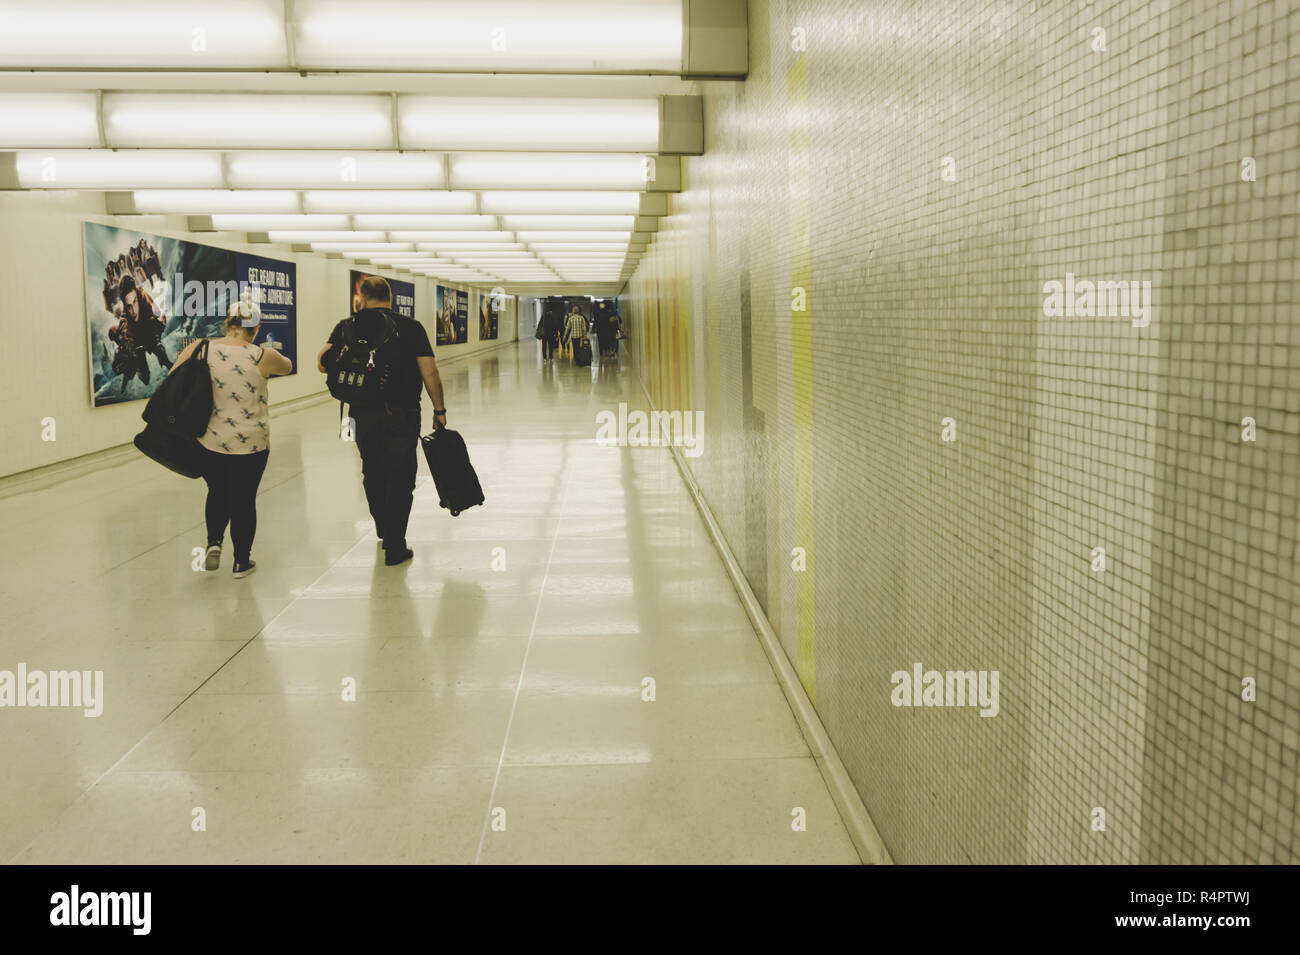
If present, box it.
[199,341,270,454]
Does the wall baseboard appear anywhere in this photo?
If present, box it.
[0,336,521,497]
[636,377,894,866]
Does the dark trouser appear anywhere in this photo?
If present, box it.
[542,332,558,359]
[200,447,270,563]
[352,405,421,552]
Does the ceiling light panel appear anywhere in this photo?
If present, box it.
[353,215,498,230]
[103,94,393,149]
[417,243,528,252]
[0,0,287,68]
[390,232,511,243]
[303,191,477,214]
[14,150,225,189]
[226,152,444,189]
[478,191,640,215]
[0,93,99,148]
[309,242,416,252]
[126,190,300,214]
[211,214,350,231]
[401,97,658,152]
[503,215,636,230]
[448,153,651,190]
[292,0,682,72]
[515,231,633,243]
[266,231,386,243]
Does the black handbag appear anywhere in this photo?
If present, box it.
[143,339,212,437]
[134,423,205,479]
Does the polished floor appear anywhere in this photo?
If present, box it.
[0,340,859,864]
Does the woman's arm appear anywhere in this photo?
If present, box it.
[257,347,294,378]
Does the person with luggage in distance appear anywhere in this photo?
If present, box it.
[172,293,294,578]
[562,306,587,362]
[318,275,447,567]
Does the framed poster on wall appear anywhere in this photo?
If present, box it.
[479,290,499,340]
[350,270,415,319]
[435,286,468,345]
[84,222,297,407]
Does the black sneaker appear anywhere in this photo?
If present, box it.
[232,560,257,578]
[384,547,413,567]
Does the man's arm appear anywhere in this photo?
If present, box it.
[316,343,333,374]
[417,355,446,428]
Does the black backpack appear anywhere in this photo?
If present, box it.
[142,339,212,437]
[326,311,398,407]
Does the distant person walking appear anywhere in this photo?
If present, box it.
[541,304,564,362]
[174,294,293,578]
[318,276,447,566]
[592,307,610,359]
[562,306,587,359]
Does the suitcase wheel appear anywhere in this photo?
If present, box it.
[450,509,460,517]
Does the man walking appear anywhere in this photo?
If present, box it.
[318,276,447,566]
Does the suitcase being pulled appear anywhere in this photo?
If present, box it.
[420,427,485,516]
[574,337,592,367]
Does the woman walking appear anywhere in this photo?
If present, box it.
[173,295,293,577]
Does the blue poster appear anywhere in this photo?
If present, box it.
[237,252,297,370]
[84,222,298,407]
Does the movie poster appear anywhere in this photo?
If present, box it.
[435,285,468,345]
[478,291,499,341]
[350,270,415,319]
[84,222,297,407]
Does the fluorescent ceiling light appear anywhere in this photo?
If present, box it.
[363,254,444,262]
[0,93,99,148]
[14,150,224,189]
[396,231,514,242]
[304,191,477,214]
[528,243,631,251]
[449,153,650,190]
[0,0,286,68]
[103,94,392,149]
[293,0,682,72]
[479,191,640,215]
[401,97,658,152]
[129,190,301,214]
[309,242,415,252]
[504,215,636,230]
[212,214,349,231]
[516,231,633,243]
[226,151,443,189]
[353,215,497,230]
[267,231,386,243]
[417,243,528,252]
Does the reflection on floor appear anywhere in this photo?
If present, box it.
[0,341,859,864]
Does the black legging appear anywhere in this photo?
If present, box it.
[200,447,270,563]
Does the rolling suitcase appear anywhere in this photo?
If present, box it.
[420,427,485,516]
[574,337,592,367]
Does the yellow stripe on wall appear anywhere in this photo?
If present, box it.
[788,53,817,703]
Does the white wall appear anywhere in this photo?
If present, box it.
[0,190,517,478]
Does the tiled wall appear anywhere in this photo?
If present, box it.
[623,0,1299,863]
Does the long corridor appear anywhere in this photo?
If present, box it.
[0,341,859,865]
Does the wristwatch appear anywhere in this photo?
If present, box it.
[434,408,447,415]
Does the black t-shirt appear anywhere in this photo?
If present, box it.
[327,308,434,408]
